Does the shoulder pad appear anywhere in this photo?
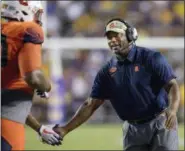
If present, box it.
[23,22,44,44]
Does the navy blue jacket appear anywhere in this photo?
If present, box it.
[90,45,176,121]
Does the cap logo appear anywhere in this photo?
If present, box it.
[109,22,122,29]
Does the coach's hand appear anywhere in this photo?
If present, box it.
[39,125,62,146]
[53,126,68,137]
[165,109,177,130]
[53,125,68,140]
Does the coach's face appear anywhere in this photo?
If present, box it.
[106,31,130,55]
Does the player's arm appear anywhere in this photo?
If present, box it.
[18,43,51,92]
[57,97,104,136]
[18,23,51,92]
[26,113,41,132]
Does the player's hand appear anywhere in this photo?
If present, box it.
[165,109,177,130]
[53,124,68,139]
[38,125,62,146]
[36,90,50,98]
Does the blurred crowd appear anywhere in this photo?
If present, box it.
[46,1,184,37]
[32,1,184,124]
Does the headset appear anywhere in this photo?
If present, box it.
[105,18,138,42]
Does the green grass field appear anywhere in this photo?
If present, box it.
[26,124,184,150]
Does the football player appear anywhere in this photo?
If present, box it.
[1,1,61,150]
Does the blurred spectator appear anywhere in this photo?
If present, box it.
[71,72,89,112]
[46,1,184,37]
[46,1,60,37]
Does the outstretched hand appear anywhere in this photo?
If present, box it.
[38,125,62,146]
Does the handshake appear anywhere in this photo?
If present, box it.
[35,90,67,146]
[38,124,67,146]
[35,90,66,146]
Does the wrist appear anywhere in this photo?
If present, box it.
[61,126,69,136]
[37,125,43,135]
[167,107,177,114]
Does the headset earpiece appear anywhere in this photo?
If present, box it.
[131,28,138,41]
[119,19,138,42]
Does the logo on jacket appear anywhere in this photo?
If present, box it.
[109,67,117,76]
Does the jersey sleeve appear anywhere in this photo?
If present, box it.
[148,52,176,86]
[23,22,44,44]
[18,43,42,77]
[90,65,111,100]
